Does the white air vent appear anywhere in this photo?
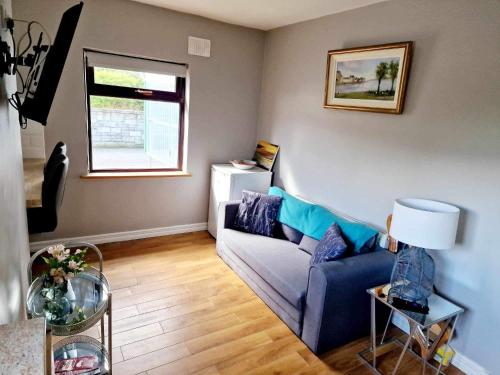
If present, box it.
[188,36,211,57]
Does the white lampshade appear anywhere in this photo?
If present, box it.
[390,198,460,250]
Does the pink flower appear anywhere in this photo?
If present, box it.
[50,267,66,284]
[48,244,65,258]
[56,254,68,262]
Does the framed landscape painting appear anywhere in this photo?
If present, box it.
[324,41,413,114]
[253,140,279,171]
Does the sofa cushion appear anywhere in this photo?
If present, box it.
[298,235,319,255]
[233,190,282,237]
[222,228,310,309]
[310,223,348,265]
[219,246,303,329]
[276,223,304,245]
[269,186,378,253]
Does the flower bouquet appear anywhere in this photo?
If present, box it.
[40,244,88,325]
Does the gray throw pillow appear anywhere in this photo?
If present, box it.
[298,235,319,255]
[310,223,348,265]
[276,223,304,245]
[233,190,282,237]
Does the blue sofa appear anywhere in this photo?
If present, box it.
[216,200,395,354]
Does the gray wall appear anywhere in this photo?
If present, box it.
[11,0,499,370]
[258,0,499,372]
[0,0,30,324]
[14,0,264,240]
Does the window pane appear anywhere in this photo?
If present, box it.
[90,96,180,170]
[93,67,176,92]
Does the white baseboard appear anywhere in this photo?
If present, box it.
[452,351,490,375]
[392,313,489,375]
[30,222,208,250]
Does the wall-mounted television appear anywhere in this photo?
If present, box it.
[21,2,83,125]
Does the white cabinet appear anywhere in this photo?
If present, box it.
[208,164,272,238]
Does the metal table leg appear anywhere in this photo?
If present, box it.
[422,327,429,375]
[392,320,417,375]
[420,327,430,375]
[371,295,377,369]
[100,316,105,346]
[108,292,113,374]
[436,315,459,375]
[381,309,394,345]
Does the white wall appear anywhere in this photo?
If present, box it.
[0,0,30,324]
[13,0,265,241]
[257,0,499,372]
[21,122,46,159]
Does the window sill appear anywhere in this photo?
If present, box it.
[80,171,192,179]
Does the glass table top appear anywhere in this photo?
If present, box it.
[27,268,110,335]
[368,285,464,327]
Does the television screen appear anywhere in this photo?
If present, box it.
[21,2,83,125]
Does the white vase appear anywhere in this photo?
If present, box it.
[65,279,76,311]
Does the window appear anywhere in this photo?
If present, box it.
[84,50,187,173]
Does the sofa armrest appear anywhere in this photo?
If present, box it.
[302,250,395,354]
[217,200,241,237]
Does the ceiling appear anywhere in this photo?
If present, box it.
[129,0,389,30]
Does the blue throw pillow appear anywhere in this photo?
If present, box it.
[310,223,348,265]
[269,186,377,253]
[233,190,282,237]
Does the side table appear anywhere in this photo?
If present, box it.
[26,242,112,374]
[358,284,464,375]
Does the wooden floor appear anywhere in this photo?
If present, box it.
[79,231,463,375]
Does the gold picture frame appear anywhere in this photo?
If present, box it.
[324,41,413,114]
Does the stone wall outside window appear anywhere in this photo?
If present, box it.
[90,108,144,148]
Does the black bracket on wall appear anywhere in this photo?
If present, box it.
[0,19,48,77]
[0,36,13,76]
[0,17,15,77]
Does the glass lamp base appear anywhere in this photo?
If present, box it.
[388,245,435,312]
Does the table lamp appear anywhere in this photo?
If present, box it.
[388,198,459,313]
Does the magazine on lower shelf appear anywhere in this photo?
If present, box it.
[54,355,100,375]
